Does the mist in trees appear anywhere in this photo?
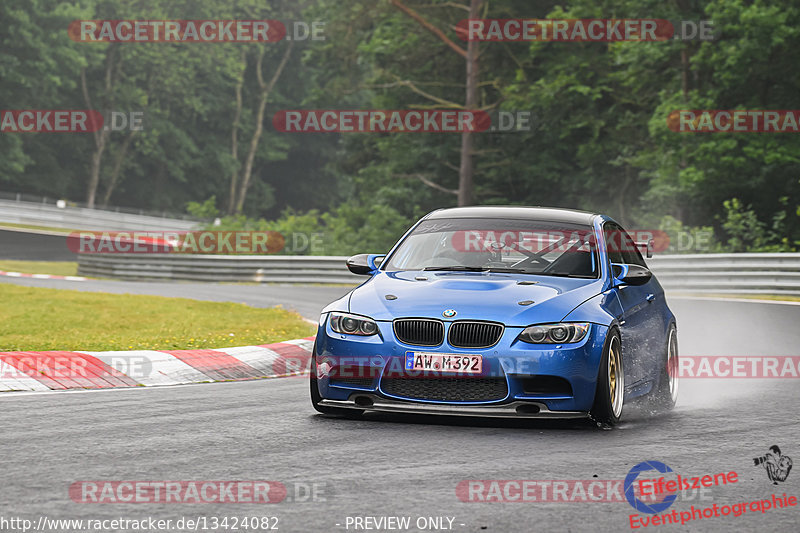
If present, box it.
[2,0,798,253]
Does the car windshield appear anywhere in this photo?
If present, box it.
[383,218,599,278]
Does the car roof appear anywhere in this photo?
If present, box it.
[424,206,599,225]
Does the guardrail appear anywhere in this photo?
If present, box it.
[647,253,800,296]
[77,252,800,294]
[77,254,363,284]
[0,197,200,232]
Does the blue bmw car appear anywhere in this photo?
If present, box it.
[310,206,678,425]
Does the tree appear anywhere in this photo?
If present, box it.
[232,41,294,213]
[390,0,482,206]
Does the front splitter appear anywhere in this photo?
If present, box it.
[319,395,588,419]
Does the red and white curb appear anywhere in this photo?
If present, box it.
[0,337,314,392]
[0,270,87,281]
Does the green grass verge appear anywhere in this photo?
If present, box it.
[0,284,315,351]
[0,223,75,234]
[0,260,78,277]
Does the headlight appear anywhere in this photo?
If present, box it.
[330,312,379,336]
[518,323,590,344]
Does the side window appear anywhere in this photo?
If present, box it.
[604,222,626,265]
[621,234,647,267]
[605,222,646,267]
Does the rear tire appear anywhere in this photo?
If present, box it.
[590,329,624,426]
[310,348,364,418]
[647,325,679,412]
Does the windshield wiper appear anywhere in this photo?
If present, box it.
[485,267,531,273]
[423,265,487,272]
[543,272,597,279]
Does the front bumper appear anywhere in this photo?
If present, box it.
[320,393,588,418]
[319,395,587,418]
[315,317,609,414]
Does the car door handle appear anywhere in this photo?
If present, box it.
[646,293,656,302]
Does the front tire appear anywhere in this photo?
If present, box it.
[590,329,624,426]
[310,348,364,418]
[647,325,679,412]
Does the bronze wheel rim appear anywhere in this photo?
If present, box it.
[608,336,624,417]
[667,329,679,404]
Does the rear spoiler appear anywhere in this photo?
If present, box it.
[635,239,654,258]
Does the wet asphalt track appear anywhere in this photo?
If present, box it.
[0,228,76,261]
[1,276,799,532]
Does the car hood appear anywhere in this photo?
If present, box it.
[347,271,604,326]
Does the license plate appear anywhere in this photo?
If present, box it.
[405,352,482,374]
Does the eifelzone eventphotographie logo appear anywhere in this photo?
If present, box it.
[753,445,793,485]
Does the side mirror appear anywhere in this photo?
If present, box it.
[611,263,652,286]
[346,254,385,275]
[635,239,654,258]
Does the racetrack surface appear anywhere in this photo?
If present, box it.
[0,228,76,261]
[1,277,799,532]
